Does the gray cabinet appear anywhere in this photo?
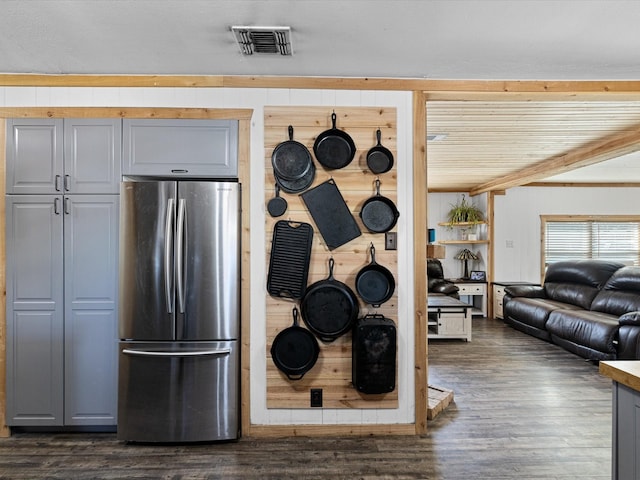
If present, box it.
[5,117,120,427]
[5,196,64,426]
[6,118,121,194]
[123,119,238,177]
[5,195,119,426]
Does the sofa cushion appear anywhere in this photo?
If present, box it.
[591,266,640,316]
[543,260,624,309]
[545,309,619,356]
[504,297,581,331]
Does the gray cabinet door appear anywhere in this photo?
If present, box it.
[122,119,238,177]
[5,195,64,426]
[64,119,122,194]
[63,195,119,425]
[5,119,64,194]
[6,118,121,194]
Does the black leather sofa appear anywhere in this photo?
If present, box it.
[503,260,640,361]
[427,259,459,298]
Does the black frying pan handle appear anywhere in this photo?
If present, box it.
[288,125,294,141]
[286,373,305,381]
[369,242,377,264]
[292,306,300,327]
[375,177,381,196]
[328,257,335,279]
[376,129,382,146]
[331,112,337,129]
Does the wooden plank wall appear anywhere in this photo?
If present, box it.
[264,106,399,409]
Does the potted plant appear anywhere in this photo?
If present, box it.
[445,194,484,226]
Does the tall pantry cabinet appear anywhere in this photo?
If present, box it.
[5,118,121,426]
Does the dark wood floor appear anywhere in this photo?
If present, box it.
[0,319,613,479]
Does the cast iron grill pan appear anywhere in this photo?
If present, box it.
[300,179,361,250]
[267,220,314,299]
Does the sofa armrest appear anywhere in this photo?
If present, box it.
[430,281,459,296]
[619,311,640,326]
[504,284,546,299]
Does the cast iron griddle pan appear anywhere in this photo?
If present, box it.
[267,220,314,299]
[300,179,361,250]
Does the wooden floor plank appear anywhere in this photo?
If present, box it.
[0,319,612,479]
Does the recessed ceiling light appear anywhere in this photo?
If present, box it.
[231,26,292,56]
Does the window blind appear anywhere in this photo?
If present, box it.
[544,220,640,266]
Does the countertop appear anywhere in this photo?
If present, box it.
[599,360,640,392]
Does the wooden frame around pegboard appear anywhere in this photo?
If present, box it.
[264,106,398,409]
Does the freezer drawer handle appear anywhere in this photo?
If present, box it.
[122,348,231,357]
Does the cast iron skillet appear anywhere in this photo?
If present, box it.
[313,112,356,170]
[356,243,396,307]
[272,125,313,181]
[270,307,319,381]
[301,258,359,342]
[366,129,394,174]
[360,178,400,233]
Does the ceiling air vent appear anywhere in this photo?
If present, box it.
[232,26,292,56]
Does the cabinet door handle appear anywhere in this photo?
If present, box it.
[64,197,70,215]
[54,197,60,215]
[63,175,70,192]
[55,175,61,192]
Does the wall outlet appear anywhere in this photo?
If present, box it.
[310,388,323,407]
[385,232,397,250]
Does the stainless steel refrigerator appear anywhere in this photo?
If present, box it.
[117,180,240,442]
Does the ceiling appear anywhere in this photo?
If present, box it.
[2,0,640,191]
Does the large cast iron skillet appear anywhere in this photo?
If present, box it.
[301,258,359,342]
[360,178,400,233]
[356,243,395,307]
[313,112,356,170]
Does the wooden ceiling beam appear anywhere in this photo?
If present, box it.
[469,124,640,195]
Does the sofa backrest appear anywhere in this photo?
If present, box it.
[591,266,640,316]
[543,260,623,309]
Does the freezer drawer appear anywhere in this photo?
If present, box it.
[117,340,239,442]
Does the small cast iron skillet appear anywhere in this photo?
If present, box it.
[366,129,394,174]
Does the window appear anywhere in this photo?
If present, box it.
[541,215,640,268]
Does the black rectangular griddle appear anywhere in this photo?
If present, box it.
[300,179,361,250]
[267,220,314,299]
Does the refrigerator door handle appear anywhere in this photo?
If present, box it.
[176,198,186,314]
[122,348,231,357]
[164,198,175,314]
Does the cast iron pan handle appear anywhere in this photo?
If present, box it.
[369,242,377,264]
[376,128,382,146]
[327,257,336,280]
[288,124,294,141]
[331,111,337,129]
[375,177,381,196]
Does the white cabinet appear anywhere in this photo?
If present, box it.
[494,284,507,319]
[122,119,238,177]
[451,281,487,317]
[427,296,472,341]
